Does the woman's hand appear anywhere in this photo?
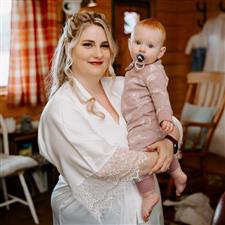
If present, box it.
[147,139,173,173]
[147,125,180,173]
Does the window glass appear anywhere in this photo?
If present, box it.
[124,11,140,34]
[0,0,12,87]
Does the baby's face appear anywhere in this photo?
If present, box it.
[129,25,165,65]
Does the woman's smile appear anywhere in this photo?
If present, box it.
[88,60,104,65]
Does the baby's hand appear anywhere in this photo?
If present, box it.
[161,120,174,133]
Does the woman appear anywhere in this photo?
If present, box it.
[38,11,182,225]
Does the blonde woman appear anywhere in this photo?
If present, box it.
[38,11,182,225]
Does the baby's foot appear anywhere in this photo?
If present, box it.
[171,167,187,196]
[141,192,160,222]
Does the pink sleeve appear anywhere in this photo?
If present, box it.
[145,67,173,124]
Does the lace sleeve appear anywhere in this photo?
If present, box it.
[96,148,147,181]
[73,148,147,221]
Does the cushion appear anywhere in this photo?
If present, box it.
[0,153,38,177]
[181,103,216,150]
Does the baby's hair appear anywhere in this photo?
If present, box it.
[135,18,166,44]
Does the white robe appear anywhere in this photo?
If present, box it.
[38,76,165,225]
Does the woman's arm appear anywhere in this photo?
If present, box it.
[147,135,175,174]
[96,134,175,180]
[138,151,159,176]
[147,117,182,173]
[96,149,158,180]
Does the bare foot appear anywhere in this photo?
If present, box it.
[171,167,187,196]
[141,192,160,222]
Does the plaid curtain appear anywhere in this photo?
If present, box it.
[7,0,57,106]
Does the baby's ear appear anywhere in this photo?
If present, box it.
[158,46,166,59]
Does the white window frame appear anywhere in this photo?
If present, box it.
[0,0,12,93]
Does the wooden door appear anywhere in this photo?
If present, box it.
[112,0,150,76]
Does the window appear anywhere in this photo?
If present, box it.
[124,11,140,35]
[0,0,12,87]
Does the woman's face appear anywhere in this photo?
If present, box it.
[71,24,111,80]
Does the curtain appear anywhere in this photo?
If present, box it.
[7,0,57,106]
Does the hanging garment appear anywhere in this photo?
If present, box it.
[201,13,225,72]
[201,13,225,157]
[185,14,225,157]
[185,33,207,71]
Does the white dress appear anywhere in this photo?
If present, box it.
[38,76,164,225]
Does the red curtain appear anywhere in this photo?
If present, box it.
[7,0,57,106]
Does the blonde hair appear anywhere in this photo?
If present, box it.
[49,11,118,118]
[132,18,166,44]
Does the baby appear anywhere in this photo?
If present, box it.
[121,18,187,222]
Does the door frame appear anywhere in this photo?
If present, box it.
[112,0,151,39]
[111,0,151,75]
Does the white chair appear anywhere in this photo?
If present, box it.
[0,114,39,224]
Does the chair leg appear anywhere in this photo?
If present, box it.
[166,177,175,198]
[202,158,208,192]
[18,172,39,224]
[199,157,206,192]
[1,177,10,210]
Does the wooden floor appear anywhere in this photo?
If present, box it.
[162,173,225,224]
[0,192,52,225]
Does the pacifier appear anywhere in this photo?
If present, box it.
[134,54,145,70]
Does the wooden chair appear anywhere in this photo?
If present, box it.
[166,71,225,196]
[0,114,39,224]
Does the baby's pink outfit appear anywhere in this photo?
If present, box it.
[121,60,179,194]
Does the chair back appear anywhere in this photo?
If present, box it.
[0,114,10,155]
[181,72,225,153]
[186,72,225,118]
